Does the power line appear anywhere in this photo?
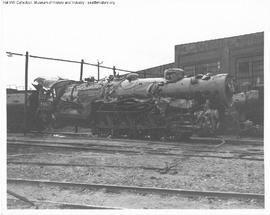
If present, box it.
[6,51,136,74]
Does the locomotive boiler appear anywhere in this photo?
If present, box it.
[29,68,234,140]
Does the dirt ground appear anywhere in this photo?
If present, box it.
[7,182,263,209]
[7,136,264,209]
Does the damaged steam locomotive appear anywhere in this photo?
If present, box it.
[11,68,235,140]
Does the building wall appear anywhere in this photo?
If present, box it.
[137,62,175,78]
[175,32,264,90]
[136,32,263,91]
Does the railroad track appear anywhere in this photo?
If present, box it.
[7,138,264,155]
[8,178,264,201]
[7,137,231,155]
[8,131,264,146]
[7,139,264,161]
[7,198,123,209]
[7,134,264,209]
[7,161,163,172]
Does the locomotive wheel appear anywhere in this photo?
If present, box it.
[174,132,192,141]
[111,129,121,138]
[168,122,192,142]
[149,130,163,140]
[103,129,112,137]
[127,129,139,139]
[93,128,112,137]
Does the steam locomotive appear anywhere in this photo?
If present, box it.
[7,68,235,140]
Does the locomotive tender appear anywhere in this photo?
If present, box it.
[7,68,235,140]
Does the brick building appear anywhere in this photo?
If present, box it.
[138,32,264,90]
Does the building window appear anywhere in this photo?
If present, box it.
[207,61,221,73]
[252,60,264,86]
[183,65,195,76]
[196,64,208,74]
[236,56,263,89]
[238,61,250,85]
[183,61,220,76]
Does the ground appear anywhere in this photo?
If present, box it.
[7,134,264,209]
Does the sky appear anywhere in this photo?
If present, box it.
[1,0,270,89]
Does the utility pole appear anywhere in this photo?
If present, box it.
[80,59,84,81]
[97,60,100,81]
[113,66,116,77]
[97,60,103,81]
[24,51,29,135]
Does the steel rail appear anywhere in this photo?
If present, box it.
[7,178,264,200]
[7,190,36,207]
[36,201,123,209]
[22,131,264,145]
[7,141,137,154]
[7,198,122,209]
[7,161,162,171]
[7,134,264,160]
[7,141,264,161]
[7,138,264,155]
[8,135,229,149]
